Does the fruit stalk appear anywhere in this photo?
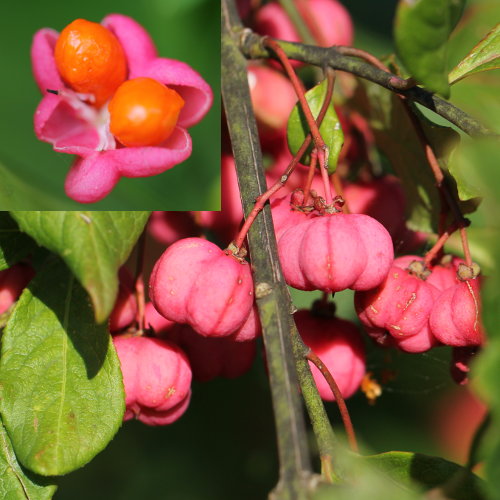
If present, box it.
[306,349,358,452]
[263,38,329,173]
[232,67,335,250]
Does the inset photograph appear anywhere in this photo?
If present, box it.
[0,0,219,210]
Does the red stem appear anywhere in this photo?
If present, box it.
[306,349,359,452]
[319,153,333,205]
[232,69,336,250]
[423,223,458,267]
[337,46,473,266]
[460,227,473,267]
[302,152,317,205]
[264,38,327,157]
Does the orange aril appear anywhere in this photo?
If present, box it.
[54,19,127,108]
[108,77,185,147]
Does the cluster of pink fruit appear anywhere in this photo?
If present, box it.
[109,247,260,425]
[111,190,483,425]
[109,0,484,425]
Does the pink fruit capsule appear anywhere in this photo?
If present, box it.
[149,237,254,337]
[113,335,192,426]
[145,302,258,382]
[270,192,316,241]
[355,265,440,344]
[168,324,257,382]
[255,0,353,49]
[429,278,484,347]
[295,309,365,401]
[278,213,394,293]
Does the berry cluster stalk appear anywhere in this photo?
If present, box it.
[263,38,332,202]
[232,67,335,250]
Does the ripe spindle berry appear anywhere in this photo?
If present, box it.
[166,324,257,383]
[355,260,441,353]
[149,238,254,338]
[295,307,365,401]
[54,18,127,107]
[278,213,394,293]
[113,335,192,426]
[108,77,185,147]
[429,271,484,347]
[145,302,258,382]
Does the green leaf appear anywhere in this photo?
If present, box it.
[447,0,500,134]
[0,416,57,499]
[449,24,500,84]
[10,212,150,322]
[312,450,422,500]
[0,213,37,272]
[287,78,344,174]
[394,0,466,97]
[360,451,486,500]
[0,257,125,476]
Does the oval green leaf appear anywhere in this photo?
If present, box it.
[10,211,150,322]
[360,451,485,500]
[287,78,344,174]
[394,0,466,97]
[449,23,500,84]
[0,416,57,499]
[0,258,125,476]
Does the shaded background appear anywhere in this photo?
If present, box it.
[16,0,497,498]
[0,0,220,210]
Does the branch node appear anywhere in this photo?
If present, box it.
[255,282,273,299]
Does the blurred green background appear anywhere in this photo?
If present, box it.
[0,0,220,210]
[16,0,498,498]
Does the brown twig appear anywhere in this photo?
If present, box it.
[306,349,359,453]
[239,32,494,137]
